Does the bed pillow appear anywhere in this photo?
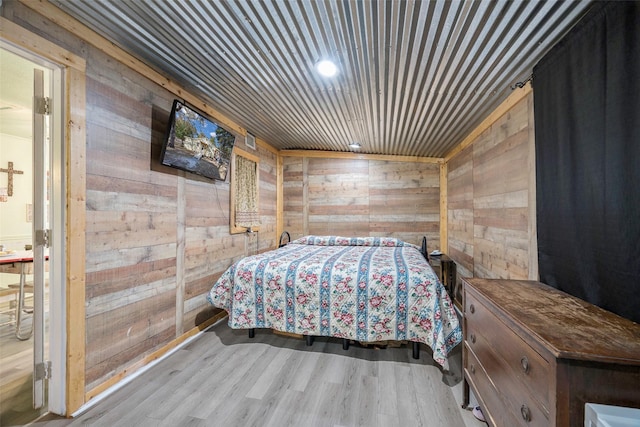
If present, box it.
[290,235,419,250]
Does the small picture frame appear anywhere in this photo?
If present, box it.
[245,132,256,150]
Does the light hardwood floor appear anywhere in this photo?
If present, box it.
[35,321,484,427]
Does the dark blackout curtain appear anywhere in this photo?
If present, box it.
[534,1,640,323]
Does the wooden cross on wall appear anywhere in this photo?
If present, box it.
[0,162,24,196]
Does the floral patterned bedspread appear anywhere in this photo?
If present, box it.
[207,235,462,367]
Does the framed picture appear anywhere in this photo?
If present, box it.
[245,132,256,150]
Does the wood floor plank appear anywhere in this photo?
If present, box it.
[173,415,208,427]
[394,364,420,426]
[308,381,345,427]
[337,356,363,427]
[354,375,378,427]
[241,353,309,425]
[377,360,399,417]
[245,345,300,400]
[262,388,306,427]
[38,322,484,427]
[184,387,225,420]
[288,347,321,392]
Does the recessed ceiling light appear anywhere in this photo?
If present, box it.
[315,60,338,77]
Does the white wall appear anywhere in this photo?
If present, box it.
[0,132,32,285]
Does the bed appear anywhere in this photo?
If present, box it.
[207,234,462,368]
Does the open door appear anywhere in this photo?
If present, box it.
[0,43,64,424]
[32,67,48,410]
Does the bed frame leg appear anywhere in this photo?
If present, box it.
[412,342,420,359]
[305,335,314,346]
[248,328,255,338]
[342,338,350,350]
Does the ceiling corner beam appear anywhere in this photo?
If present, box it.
[279,149,443,164]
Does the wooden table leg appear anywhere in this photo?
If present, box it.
[15,262,33,341]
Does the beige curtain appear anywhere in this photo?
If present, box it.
[234,155,260,228]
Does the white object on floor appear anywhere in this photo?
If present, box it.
[585,403,640,427]
[472,406,485,422]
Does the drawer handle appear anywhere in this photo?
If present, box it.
[469,303,475,314]
[470,364,476,374]
[521,404,531,422]
[470,333,476,344]
[521,356,530,374]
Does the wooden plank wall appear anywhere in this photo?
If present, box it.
[82,57,278,391]
[283,157,306,235]
[256,149,278,252]
[84,71,179,389]
[447,145,474,279]
[283,155,441,250]
[307,158,371,236]
[5,1,277,394]
[446,94,533,281]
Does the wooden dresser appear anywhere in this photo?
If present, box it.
[462,278,640,427]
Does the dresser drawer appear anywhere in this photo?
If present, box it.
[465,290,551,414]
[465,345,522,427]
[466,341,549,427]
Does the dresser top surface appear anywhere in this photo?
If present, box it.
[463,278,640,365]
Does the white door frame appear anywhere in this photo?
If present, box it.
[2,15,88,416]
[47,54,67,416]
[0,41,66,415]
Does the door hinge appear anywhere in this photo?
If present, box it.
[35,229,50,248]
[35,96,51,116]
[35,361,51,380]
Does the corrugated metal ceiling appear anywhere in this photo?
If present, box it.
[50,0,594,158]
